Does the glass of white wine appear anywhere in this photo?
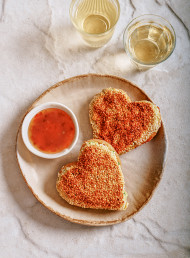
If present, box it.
[70,0,120,48]
[123,14,176,69]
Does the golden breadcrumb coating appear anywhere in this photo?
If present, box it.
[56,139,128,210]
[89,88,161,154]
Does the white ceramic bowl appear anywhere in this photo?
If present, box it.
[21,102,79,159]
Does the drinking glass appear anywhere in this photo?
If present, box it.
[70,0,120,48]
[123,14,176,69]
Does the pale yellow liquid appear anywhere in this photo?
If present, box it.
[71,0,119,47]
[83,14,110,34]
[127,24,175,64]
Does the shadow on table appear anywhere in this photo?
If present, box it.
[42,22,140,77]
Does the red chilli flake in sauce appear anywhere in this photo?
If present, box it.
[28,108,75,154]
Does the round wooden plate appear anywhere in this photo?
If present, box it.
[16,74,167,226]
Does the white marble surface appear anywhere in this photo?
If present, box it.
[0,0,190,257]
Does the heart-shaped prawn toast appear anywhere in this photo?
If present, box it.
[89,88,161,155]
[56,139,128,210]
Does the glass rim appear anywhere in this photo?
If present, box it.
[123,14,176,66]
[69,0,120,37]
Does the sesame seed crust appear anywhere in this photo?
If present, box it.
[56,139,128,210]
[89,88,161,155]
